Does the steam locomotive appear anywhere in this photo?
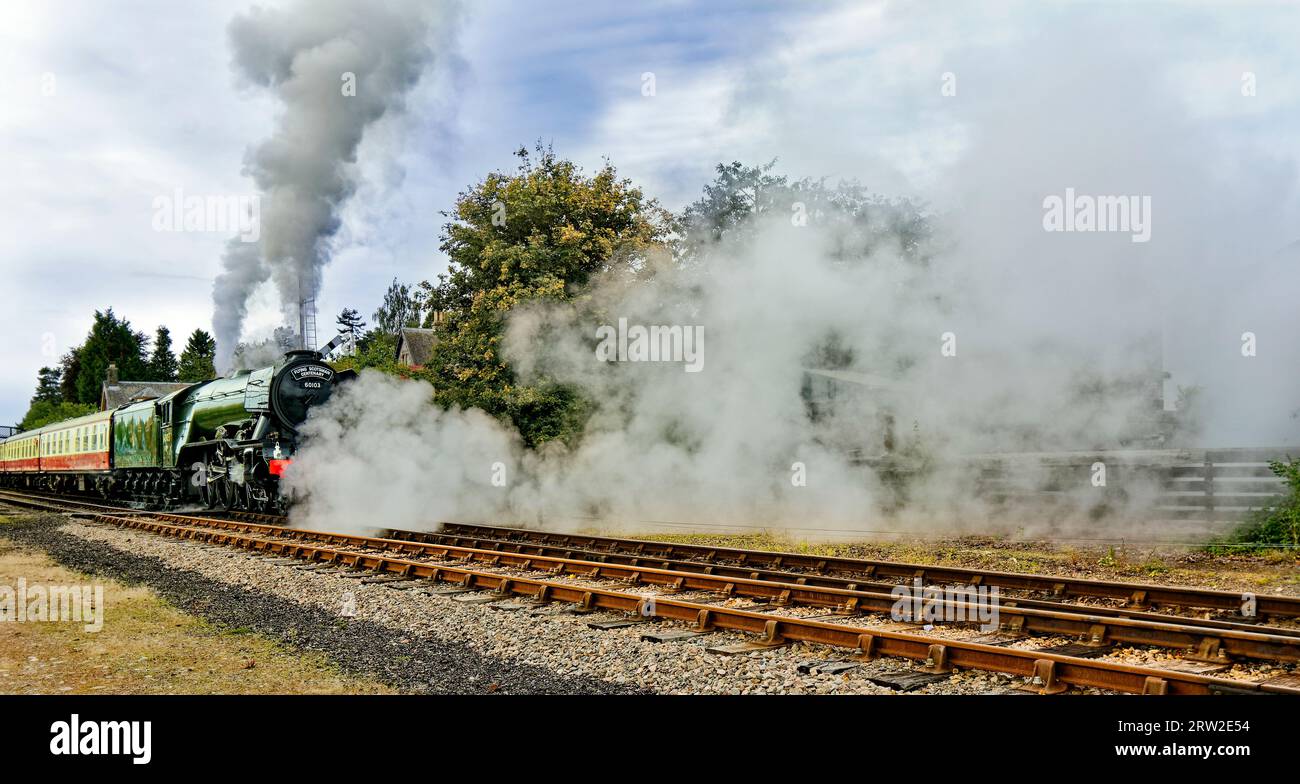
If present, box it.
[0,350,350,512]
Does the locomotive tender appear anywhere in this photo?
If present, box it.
[0,350,349,511]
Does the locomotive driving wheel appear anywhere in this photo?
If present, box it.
[216,477,238,510]
[201,479,218,509]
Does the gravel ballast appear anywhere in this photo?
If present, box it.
[2,514,640,695]
[12,512,1268,694]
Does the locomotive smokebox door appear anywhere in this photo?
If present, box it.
[271,351,337,431]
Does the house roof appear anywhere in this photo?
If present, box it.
[101,381,192,411]
[395,327,438,367]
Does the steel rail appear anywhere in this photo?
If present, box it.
[77,511,1300,664]
[436,522,1300,619]
[391,527,1300,640]
[80,511,1300,696]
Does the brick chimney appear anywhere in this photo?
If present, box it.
[106,363,119,386]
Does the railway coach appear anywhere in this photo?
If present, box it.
[0,410,113,492]
[0,349,351,511]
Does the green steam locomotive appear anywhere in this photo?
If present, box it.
[0,350,351,512]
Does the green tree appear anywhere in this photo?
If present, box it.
[427,143,669,446]
[672,160,789,261]
[31,366,63,405]
[674,160,934,266]
[58,347,83,402]
[19,400,96,431]
[336,307,366,342]
[372,280,423,336]
[178,329,217,382]
[71,309,149,405]
[147,326,179,381]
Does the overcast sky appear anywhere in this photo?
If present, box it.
[2,0,1298,428]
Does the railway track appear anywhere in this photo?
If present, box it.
[427,522,1300,622]
[397,527,1299,637]
[1,489,1298,695]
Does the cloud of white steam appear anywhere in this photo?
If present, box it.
[284,372,524,532]
[212,0,460,370]
[286,7,1300,540]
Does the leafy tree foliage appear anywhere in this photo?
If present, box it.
[674,160,934,267]
[178,329,218,382]
[335,307,367,344]
[70,309,149,405]
[1212,458,1300,551]
[672,160,789,261]
[19,400,96,431]
[372,280,424,336]
[58,348,83,403]
[329,331,402,377]
[147,325,179,381]
[16,367,83,430]
[424,144,669,446]
[31,367,63,405]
